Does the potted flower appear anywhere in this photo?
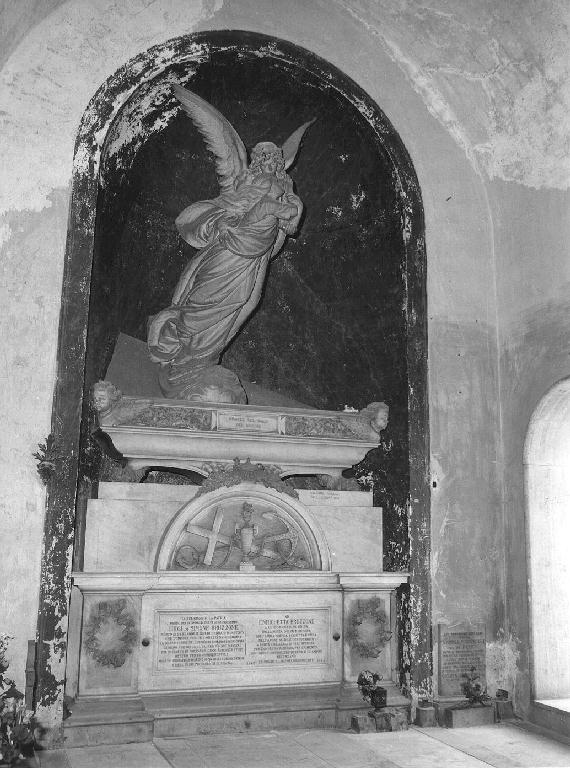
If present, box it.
[0,635,37,766]
[357,670,387,711]
[461,667,492,706]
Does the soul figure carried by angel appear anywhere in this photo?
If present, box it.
[148,85,314,404]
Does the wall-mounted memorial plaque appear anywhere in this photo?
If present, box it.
[155,609,329,672]
[438,623,486,696]
[138,588,343,692]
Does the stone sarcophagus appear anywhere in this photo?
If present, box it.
[66,399,408,746]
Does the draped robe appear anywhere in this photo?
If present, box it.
[148,178,295,392]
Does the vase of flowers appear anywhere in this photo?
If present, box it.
[0,635,36,766]
[357,670,387,711]
[460,667,492,706]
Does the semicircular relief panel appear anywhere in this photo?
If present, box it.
[157,485,329,572]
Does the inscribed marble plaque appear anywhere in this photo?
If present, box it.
[438,623,486,696]
[217,411,278,433]
[155,609,329,672]
[299,489,373,507]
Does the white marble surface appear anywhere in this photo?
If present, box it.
[343,591,392,682]
[299,489,373,507]
[84,498,184,572]
[73,571,342,591]
[138,589,343,692]
[85,484,381,574]
[308,506,382,572]
[155,484,331,572]
[105,422,377,478]
[98,482,200,501]
[78,593,140,696]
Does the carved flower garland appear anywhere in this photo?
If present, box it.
[84,599,137,668]
[346,597,392,659]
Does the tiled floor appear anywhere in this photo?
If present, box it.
[40,724,570,768]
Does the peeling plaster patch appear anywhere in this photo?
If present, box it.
[335,1,481,179]
[476,67,570,189]
[327,205,343,219]
[486,631,520,699]
[0,0,223,214]
[101,71,189,183]
[0,220,11,248]
[350,187,366,209]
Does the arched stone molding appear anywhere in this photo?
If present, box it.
[155,482,331,572]
[34,28,429,733]
[524,376,570,701]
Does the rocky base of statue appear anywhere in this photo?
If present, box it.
[158,363,247,404]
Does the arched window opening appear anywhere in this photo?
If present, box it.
[525,377,570,709]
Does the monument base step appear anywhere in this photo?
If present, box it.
[63,697,154,747]
[146,684,340,737]
[63,685,411,746]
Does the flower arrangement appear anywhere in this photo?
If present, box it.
[460,666,492,706]
[357,670,387,711]
[0,635,36,766]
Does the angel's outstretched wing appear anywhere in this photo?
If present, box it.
[173,84,248,194]
[282,118,316,171]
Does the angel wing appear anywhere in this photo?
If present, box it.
[173,84,248,194]
[282,118,316,170]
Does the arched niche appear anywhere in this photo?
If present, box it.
[39,30,428,716]
[524,377,570,703]
[155,483,331,572]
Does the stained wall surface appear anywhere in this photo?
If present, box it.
[0,0,567,727]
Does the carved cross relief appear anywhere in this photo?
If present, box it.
[172,501,312,571]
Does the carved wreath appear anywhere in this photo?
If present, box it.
[346,597,392,659]
[84,598,137,668]
[197,457,298,499]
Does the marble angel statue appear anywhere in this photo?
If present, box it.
[148,85,314,404]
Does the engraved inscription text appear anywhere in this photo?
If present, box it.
[155,610,329,672]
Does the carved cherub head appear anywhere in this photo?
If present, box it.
[360,401,389,434]
[92,380,122,414]
[249,142,285,177]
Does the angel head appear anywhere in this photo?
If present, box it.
[172,85,314,196]
[249,142,285,177]
[92,380,122,414]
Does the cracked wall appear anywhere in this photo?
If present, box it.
[334,0,570,190]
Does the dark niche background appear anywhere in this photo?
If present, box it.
[88,47,410,570]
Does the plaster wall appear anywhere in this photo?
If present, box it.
[0,0,551,719]
[492,182,570,710]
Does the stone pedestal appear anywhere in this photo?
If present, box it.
[415,703,437,727]
[370,707,409,731]
[351,707,410,733]
[443,705,495,728]
[66,398,408,745]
